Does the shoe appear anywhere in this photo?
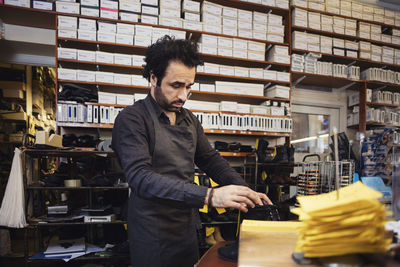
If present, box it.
[213,227,225,242]
[273,145,288,163]
[244,204,280,221]
[217,242,238,262]
[256,138,269,163]
[205,233,217,246]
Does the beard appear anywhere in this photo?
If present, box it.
[154,85,185,112]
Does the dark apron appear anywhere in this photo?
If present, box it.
[128,97,199,267]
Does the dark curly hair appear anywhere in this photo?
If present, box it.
[143,35,203,86]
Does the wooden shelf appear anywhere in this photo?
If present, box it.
[58,93,289,107]
[366,122,400,128]
[291,48,400,71]
[58,79,151,90]
[27,186,128,190]
[218,152,254,157]
[292,71,362,90]
[2,4,289,46]
[57,58,291,85]
[207,0,289,16]
[57,122,114,128]
[30,220,127,226]
[191,90,290,104]
[292,5,400,31]
[25,148,116,157]
[367,102,400,108]
[57,37,289,69]
[57,122,290,136]
[203,129,290,136]
[292,24,400,50]
[364,80,400,89]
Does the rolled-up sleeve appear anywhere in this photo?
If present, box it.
[112,107,208,208]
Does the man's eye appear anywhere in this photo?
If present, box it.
[172,84,181,89]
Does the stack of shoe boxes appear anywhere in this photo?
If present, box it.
[159,0,181,27]
[97,21,116,43]
[267,45,289,64]
[56,0,80,14]
[119,0,140,22]
[183,0,201,22]
[307,0,324,11]
[78,18,97,41]
[141,0,159,25]
[81,0,99,17]
[100,0,118,19]
[58,16,78,39]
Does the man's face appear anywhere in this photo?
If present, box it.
[150,60,195,112]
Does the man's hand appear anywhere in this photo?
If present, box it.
[211,185,272,212]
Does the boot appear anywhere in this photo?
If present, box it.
[217,242,238,262]
[256,138,269,163]
[213,227,225,242]
[205,232,217,246]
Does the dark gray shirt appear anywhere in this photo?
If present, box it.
[112,94,247,208]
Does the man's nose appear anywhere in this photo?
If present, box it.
[177,89,188,101]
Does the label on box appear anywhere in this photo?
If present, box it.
[58,29,77,39]
[56,2,80,14]
[79,18,97,30]
[117,23,135,35]
[114,54,131,65]
[78,29,97,41]
[81,0,98,7]
[97,31,116,43]
[116,33,134,45]
[81,7,99,17]
[78,50,96,62]
[77,70,96,82]
[33,1,53,10]
[120,12,140,22]
[96,51,114,64]
[218,47,233,57]
[223,26,237,37]
[184,12,200,21]
[101,9,118,19]
[142,4,159,16]
[58,16,78,29]
[58,48,77,59]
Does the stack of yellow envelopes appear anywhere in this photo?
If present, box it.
[292,181,392,258]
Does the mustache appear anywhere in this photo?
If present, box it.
[171,99,184,104]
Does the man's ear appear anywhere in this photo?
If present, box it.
[150,72,158,87]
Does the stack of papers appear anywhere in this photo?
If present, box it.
[292,181,391,258]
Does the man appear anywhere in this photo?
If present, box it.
[112,35,271,267]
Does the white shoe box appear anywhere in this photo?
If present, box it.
[96,51,114,64]
[117,94,135,105]
[78,29,97,41]
[78,50,96,62]
[98,91,116,104]
[116,34,134,45]
[77,70,96,82]
[79,18,97,31]
[97,31,116,43]
[114,53,132,66]
[114,74,132,85]
[264,85,290,98]
[58,68,77,80]
[96,72,114,84]
[58,48,77,60]
[58,29,77,39]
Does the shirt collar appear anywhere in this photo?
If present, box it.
[146,93,188,125]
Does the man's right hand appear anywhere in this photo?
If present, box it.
[211,185,272,212]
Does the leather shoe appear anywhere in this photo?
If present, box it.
[217,242,238,262]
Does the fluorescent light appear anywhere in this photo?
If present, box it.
[291,133,329,144]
